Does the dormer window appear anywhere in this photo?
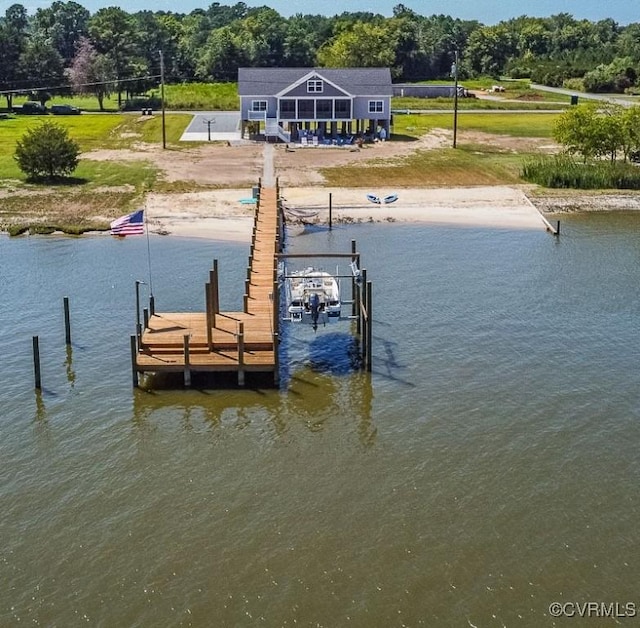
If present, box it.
[307,79,323,93]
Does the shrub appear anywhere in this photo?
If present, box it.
[522,155,640,189]
[14,121,80,181]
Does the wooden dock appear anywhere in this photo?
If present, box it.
[132,184,283,387]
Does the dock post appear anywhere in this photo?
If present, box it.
[243,292,249,313]
[143,307,149,331]
[556,220,560,236]
[63,296,71,345]
[237,322,245,387]
[135,280,143,338]
[32,335,42,389]
[366,280,373,372]
[358,268,366,337]
[130,335,138,388]
[329,193,333,230]
[205,282,213,349]
[351,240,357,318]
[210,260,219,326]
[183,334,191,387]
[272,280,279,332]
[149,295,155,316]
[273,331,279,386]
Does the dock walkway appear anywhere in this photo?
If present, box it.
[133,181,282,386]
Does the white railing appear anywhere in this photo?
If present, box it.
[248,110,267,121]
[265,119,291,143]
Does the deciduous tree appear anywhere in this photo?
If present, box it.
[67,36,116,110]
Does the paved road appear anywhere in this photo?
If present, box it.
[530,84,638,107]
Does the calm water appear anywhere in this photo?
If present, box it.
[1,215,640,627]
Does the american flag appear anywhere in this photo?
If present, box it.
[110,210,145,236]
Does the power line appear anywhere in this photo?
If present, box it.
[0,73,162,96]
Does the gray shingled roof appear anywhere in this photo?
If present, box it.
[238,67,393,96]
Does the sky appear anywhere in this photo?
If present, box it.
[10,0,639,25]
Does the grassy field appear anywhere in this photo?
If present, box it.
[321,146,526,187]
[0,112,192,179]
[393,96,566,111]
[392,112,559,140]
[322,111,561,187]
[7,82,240,112]
[0,112,196,234]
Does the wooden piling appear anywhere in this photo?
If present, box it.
[273,280,279,332]
[135,280,143,331]
[143,307,149,330]
[273,331,279,386]
[358,268,366,337]
[32,335,41,389]
[205,282,213,349]
[63,296,71,345]
[351,240,357,318]
[183,334,191,387]
[366,280,373,372]
[556,220,561,236]
[130,335,138,388]
[210,259,219,326]
[237,322,245,386]
[149,295,155,316]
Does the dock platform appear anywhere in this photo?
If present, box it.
[132,184,283,386]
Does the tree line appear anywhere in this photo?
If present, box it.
[2,1,640,110]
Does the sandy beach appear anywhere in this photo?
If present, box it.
[144,185,554,241]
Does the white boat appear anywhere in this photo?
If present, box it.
[285,267,341,330]
[383,193,398,204]
[366,193,381,204]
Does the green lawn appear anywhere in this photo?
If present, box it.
[321,146,527,187]
[323,111,561,187]
[393,112,559,139]
[0,112,192,181]
[0,111,194,233]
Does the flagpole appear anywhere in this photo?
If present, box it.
[144,205,154,314]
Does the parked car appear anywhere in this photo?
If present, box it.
[15,101,47,114]
[51,104,81,115]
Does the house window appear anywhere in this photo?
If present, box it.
[316,99,332,119]
[307,79,323,93]
[298,99,314,119]
[368,100,384,114]
[280,99,296,119]
[251,100,267,112]
[335,99,351,118]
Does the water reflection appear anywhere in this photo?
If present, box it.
[64,345,76,387]
[131,365,375,446]
[33,389,46,423]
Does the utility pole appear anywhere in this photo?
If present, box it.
[159,50,166,149]
[452,49,459,149]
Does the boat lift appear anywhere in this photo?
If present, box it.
[275,241,372,371]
